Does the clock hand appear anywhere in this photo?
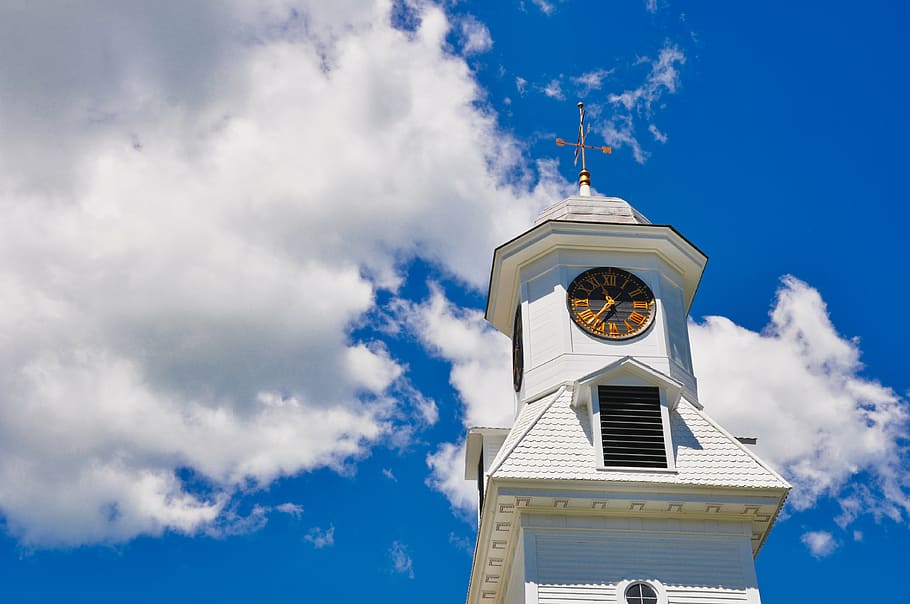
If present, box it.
[586,296,616,324]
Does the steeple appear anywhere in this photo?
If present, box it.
[465,126,789,604]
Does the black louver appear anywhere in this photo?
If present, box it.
[598,385,667,468]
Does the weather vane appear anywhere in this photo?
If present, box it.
[555,102,611,196]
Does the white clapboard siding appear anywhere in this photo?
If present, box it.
[535,531,748,588]
[665,587,749,603]
[539,584,616,604]
[503,534,526,604]
[537,583,750,604]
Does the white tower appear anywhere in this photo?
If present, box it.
[464,188,790,604]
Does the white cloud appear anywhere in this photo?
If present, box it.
[572,69,612,95]
[389,540,415,578]
[458,15,493,55]
[529,0,557,15]
[212,504,270,536]
[691,276,910,525]
[801,530,837,558]
[382,468,397,481]
[516,77,528,95]
[0,0,565,547]
[304,524,335,549]
[543,79,565,100]
[644,0,658,14]
[275,502,304,518]
[449,531,474,552]
[602,42,686,162]
[396,284,513,428]
[427,441,478,516]
[648,123,668,143]
[395,285,511,514]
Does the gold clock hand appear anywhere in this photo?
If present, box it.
[586,296,616,324]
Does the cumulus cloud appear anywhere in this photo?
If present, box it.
[396,284,513,429]
[801,530,837,558]
[389,540,415,578]
[691,276,910,525]
[0,0,564,547]
[394,285,512,514]
[427,442,478,516]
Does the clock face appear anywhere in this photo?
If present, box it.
[512,305,524,392]
[566,267,656,340]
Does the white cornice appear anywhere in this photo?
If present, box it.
[485,219,707,336]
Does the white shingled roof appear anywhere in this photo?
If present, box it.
[488,384,790,490]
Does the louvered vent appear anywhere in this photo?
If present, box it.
[598,385,667,468]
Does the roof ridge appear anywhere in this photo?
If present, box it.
[487,384,568,477]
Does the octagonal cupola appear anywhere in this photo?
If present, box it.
[487,193,707,411]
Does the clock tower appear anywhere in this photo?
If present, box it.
[464,130,789,604]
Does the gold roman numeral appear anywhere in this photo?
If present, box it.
[632,300,650,310]
[577,308,596,323]
[608,322,620,336]
[628,311,647,326]
[571,297,590,308]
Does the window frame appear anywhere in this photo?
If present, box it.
[617,580,667,604]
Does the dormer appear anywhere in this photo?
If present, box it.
[572,356,690,472]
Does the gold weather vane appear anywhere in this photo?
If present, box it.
[555,102,611,196]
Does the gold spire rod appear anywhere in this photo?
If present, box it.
[555,102,611,196]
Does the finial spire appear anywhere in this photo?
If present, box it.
[555,102,612,196]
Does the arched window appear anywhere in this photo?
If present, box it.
[624,582,658,604]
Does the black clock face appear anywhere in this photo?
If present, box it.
[512,305,523,392]
[566,267,656,340]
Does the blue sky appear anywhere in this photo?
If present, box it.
[0,1,907,602]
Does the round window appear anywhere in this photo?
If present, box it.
[625,582,658,604]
